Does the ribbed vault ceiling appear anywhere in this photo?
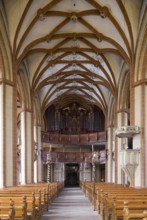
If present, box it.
[2,0,143,116]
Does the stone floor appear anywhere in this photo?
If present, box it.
[41,187,102,220]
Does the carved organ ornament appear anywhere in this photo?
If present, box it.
[45,103,105,134]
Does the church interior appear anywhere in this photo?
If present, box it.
[0,0,147,219]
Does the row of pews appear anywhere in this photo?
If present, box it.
[81,182,147,220]
[0,182,64,220]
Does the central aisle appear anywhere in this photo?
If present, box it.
[41,187,102,220]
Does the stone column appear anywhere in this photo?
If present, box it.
[84,163,91,181]
[83,160,86,181]
[54,162,64,182]
[61,163,65,182]
[115,111,129,184]
[133,84,147,186]
[0,82,17,187]
[47,149,52,183]
[79,163,83,182]
[21,111,34,184]
[107,126,114,182]
[34,125,42,183]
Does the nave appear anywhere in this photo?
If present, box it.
[0,0,146,190]
[41,187,101,220]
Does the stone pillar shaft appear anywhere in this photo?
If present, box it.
[0,83,17,187]
[21,111,33,184]
[116,111,129,184]
[107,126,114,182]
[34,126,42,183]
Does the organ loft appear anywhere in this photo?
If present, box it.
[45,103,104,134]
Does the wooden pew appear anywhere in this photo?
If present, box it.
[93,183,147,214]
[81,182,147,220]
[123,201,147,220]
[0,192,38,219]
[0,195,34,220]
[0,199,15,220]
[0,187,48,218]
[102,194,147,220]
[0,182,63,220]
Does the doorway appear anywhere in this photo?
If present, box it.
[65,163,79,187]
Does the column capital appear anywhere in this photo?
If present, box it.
[21,108,32,113]
[116,109,129,114]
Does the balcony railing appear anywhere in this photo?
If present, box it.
[41,131,106,145]
[41,151,107,164]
